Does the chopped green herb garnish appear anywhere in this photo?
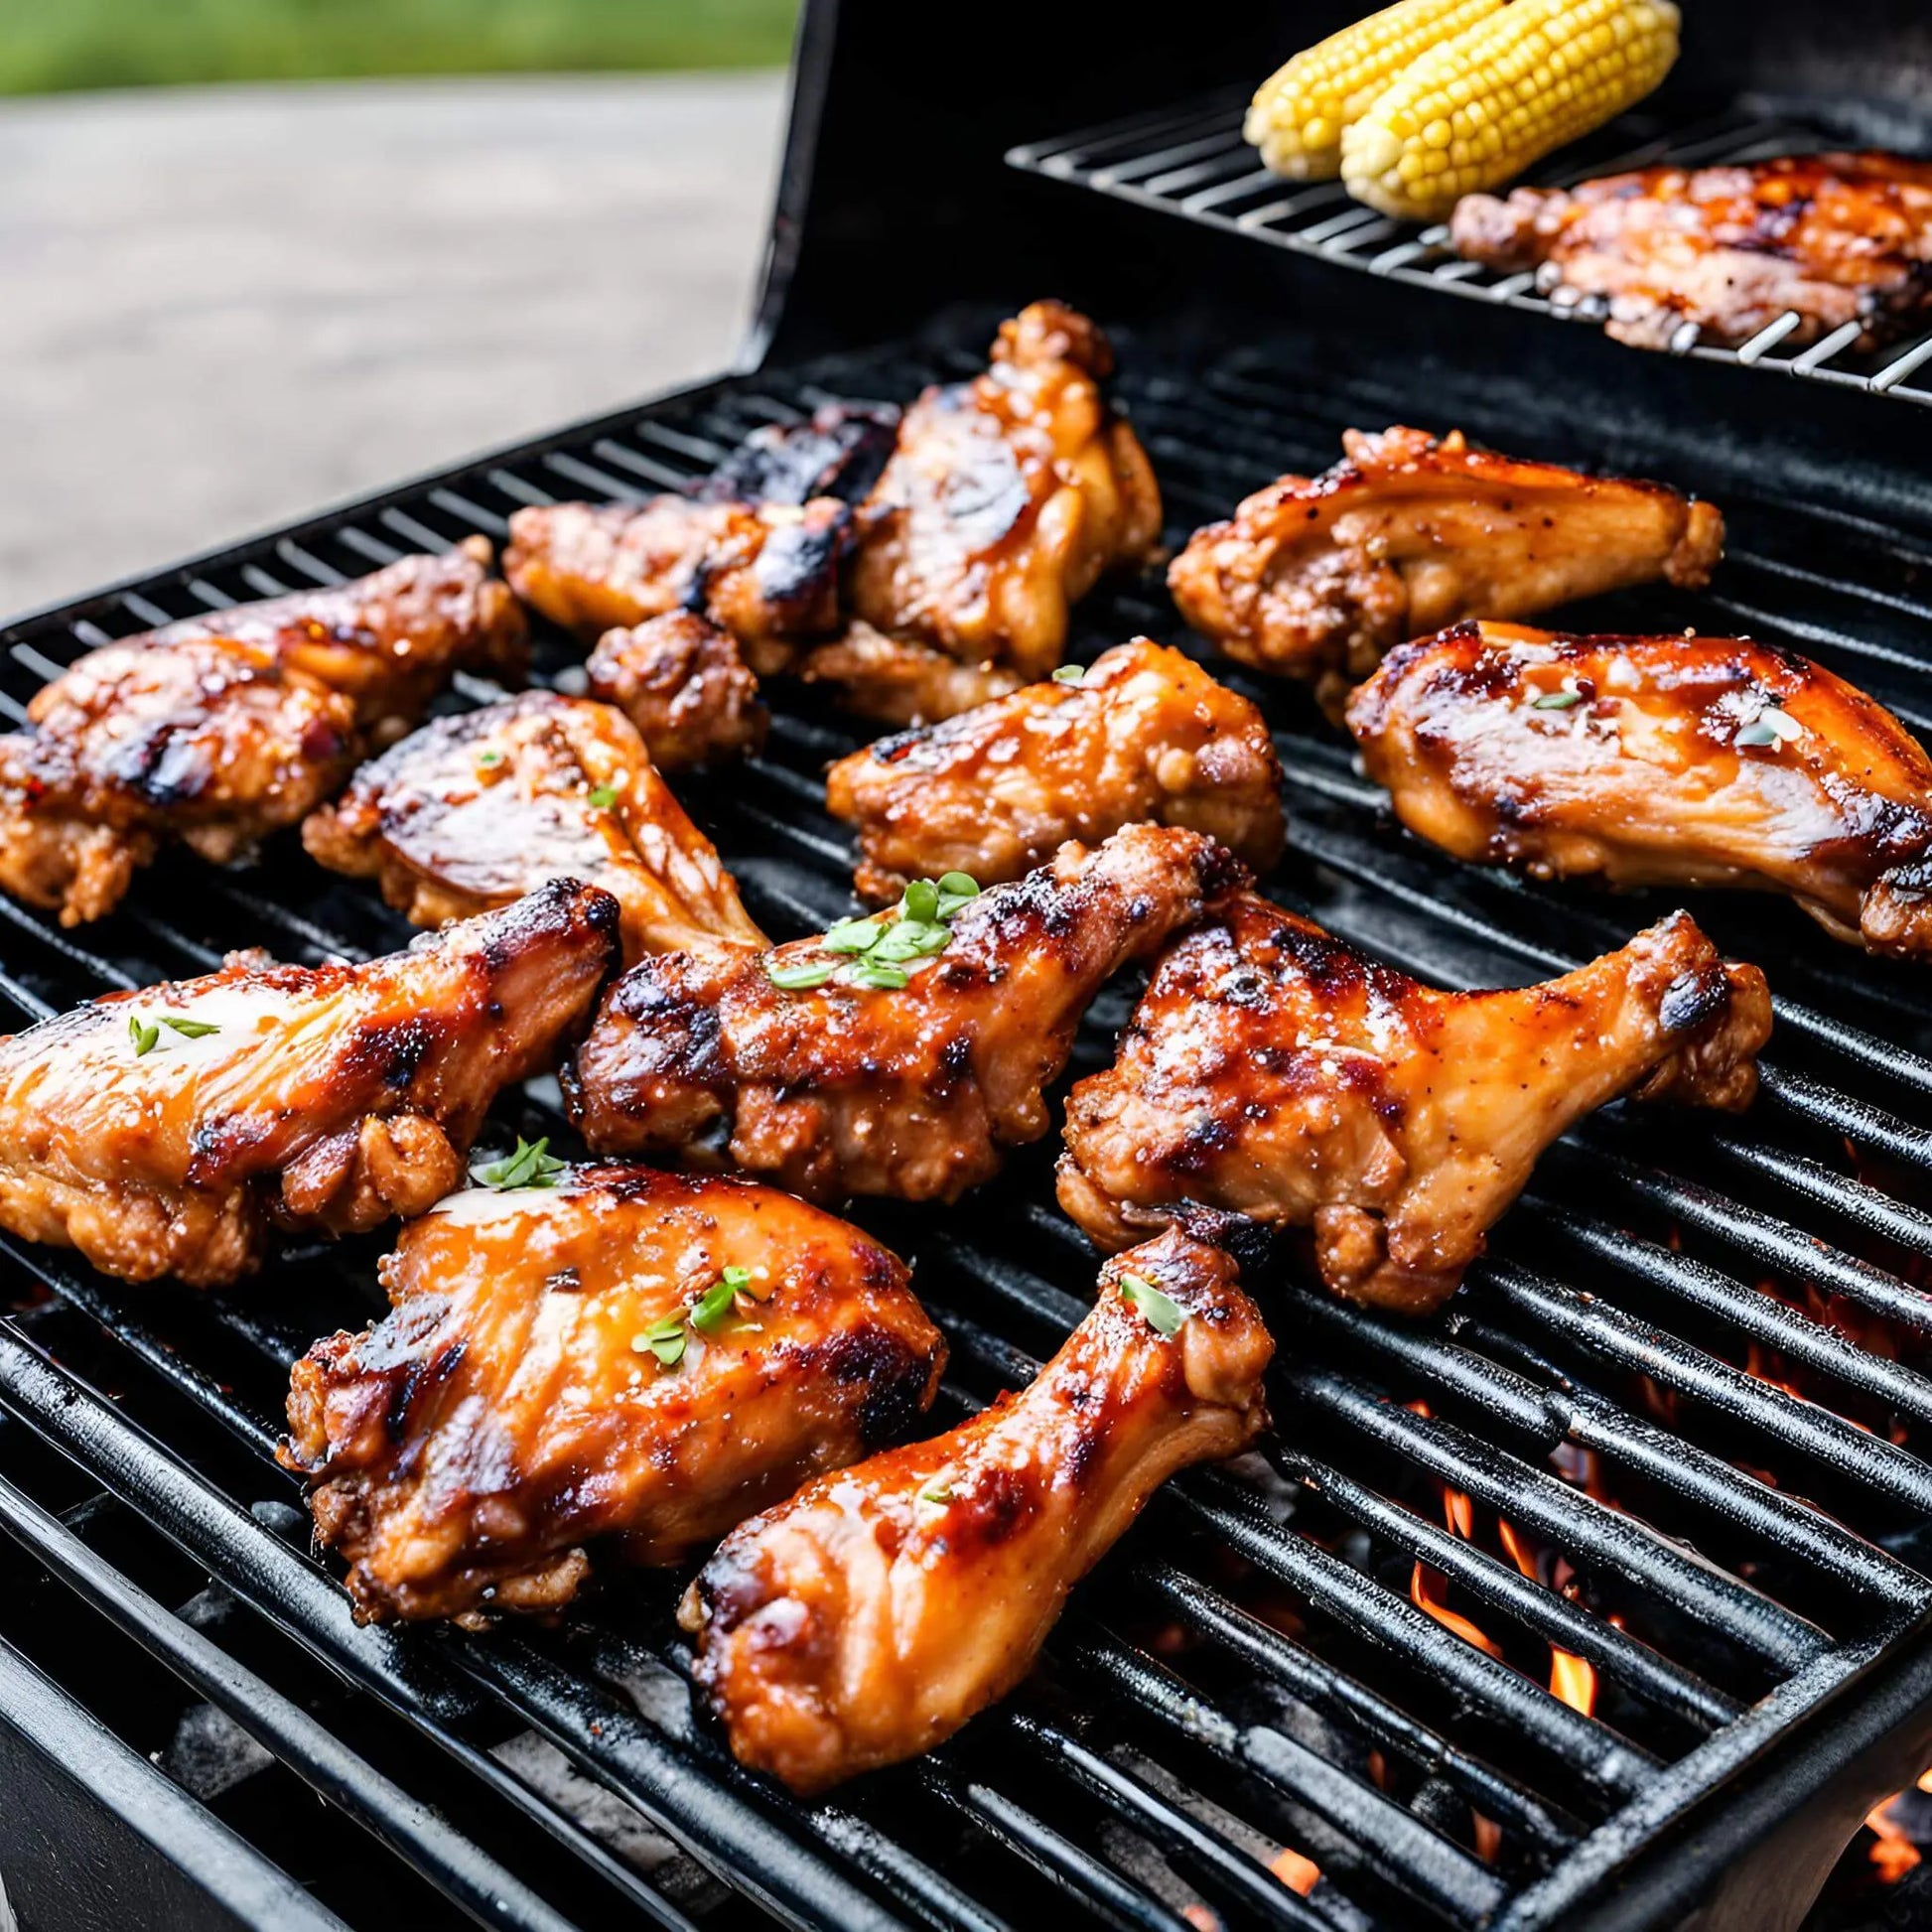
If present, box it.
[161,1015,219,1038]
[633,1315,687,1369]
[1531,688,1581,711]
[1051,665,1085,684]
[477,749,504,767]
[475,1136,567,1190]
[822,915,886,954]
[689,1278,741,1334]
[128,1015,159,1057]
[844,958,909,991]
[1119,1272,1186,1339]
[721,1265,756,1298]
[1735,706,1803,750]
[764,873,982,995]
[764,956,839,991]
[935,873,981,919]
[869,919,951,963]
[901,878,940,924]
[917,1482,955,1507]
[587,783,620,809]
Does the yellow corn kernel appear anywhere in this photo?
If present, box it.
[1245,0,1505,181]
[1339,0,1681,219]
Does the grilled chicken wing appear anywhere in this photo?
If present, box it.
[0,542,526,926]
[1347,621,1932,959]
[682,1225,1272,1793]
[696,402,900,509]
[282,1166,945,1625]
[567,824,1248,1203]
[1449,153,1932,351]
[795,624,1025,730]
[0,880,619,1287]
[826,639,1286,902]
[1168,428,1723,700]
[585,612,767,772]
[303,691,762,962]
[1059,895,1769,1314]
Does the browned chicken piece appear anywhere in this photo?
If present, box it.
[1347,620,1932,960]
[303,691,763,963]
[1058,894,1769,1315]
[502,495,849,672]
[0,542,527,927]
[1450,153,1932,352]
[695,402,899,508]
[681,1225,1272,1794]
[282,1165,945,1625]
[825,639,1286,902]
[567,823,1248,1204]
[1168,428,1724,702]
[585,612,767,771]
[794,623,1025,730]
[0,879,620,1287]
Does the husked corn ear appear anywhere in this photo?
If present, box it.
[1246,0,1505,180]
[1340,0,1682,219]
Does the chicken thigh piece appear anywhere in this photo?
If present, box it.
[1348,621,1932,960]
[793,624,1025,731]
[1168,428,1723,699]
[826,639,1286,902]
[566,824,1249,1204]
[283,1165,945,1625]
[0,879,620,1287]
[1058,895,1769,1315]
[681,1226,1273,1794]
[585,612,768,772]
[303,691,763,962]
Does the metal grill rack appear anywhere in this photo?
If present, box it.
[1007,95,1932,405]
[7,330,1932,1932]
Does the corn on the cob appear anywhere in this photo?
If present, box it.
[1339,0,1682,220]
[1245,0,1505,180]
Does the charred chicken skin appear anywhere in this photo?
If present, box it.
[0,541,526,926]
[303,691,763,963]
[0,879,620,1287]
[825,639,1286,902]
[1059,895,1769,1315]
[1348,621,1932,960]
[682,1225,1272,1794]
[1167,428,1723,700]
[585,612,767,772]
[566,823,1249,1204]
[1449,153,1932,351]
[283,1166,945,1625]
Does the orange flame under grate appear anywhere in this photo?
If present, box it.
[1270,1848,1321,1896]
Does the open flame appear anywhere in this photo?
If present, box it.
[1269,1848,1321,1896]
[1866,1796,1923,1884]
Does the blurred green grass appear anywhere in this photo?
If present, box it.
[2,0,800,93]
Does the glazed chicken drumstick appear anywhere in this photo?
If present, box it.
[1059,895,1769,1315]
[682,1225,1273,1793]
[585,612,768,772]
[283,1165,945,1625]
[0,879,620,1287]
[1348,621,1932,961]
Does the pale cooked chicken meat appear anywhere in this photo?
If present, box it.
[283,1165,944,1625]
[303,691,763,963]
[1168,428,1724,700]
[794,623,1024,730]
[826,639,1285,902]
[566,823,1248,1203]
[1059,894,1770,1315]
[585,612,767,772]
[0,541,526,926]
[1348,620,1932,960]
[682,1225,1272,1793]
[0,879,620,1287]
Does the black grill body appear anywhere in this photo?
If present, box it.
[11,7,1932,1930]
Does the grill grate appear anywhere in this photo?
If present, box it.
[4,328,1932,1930]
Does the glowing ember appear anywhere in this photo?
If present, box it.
[1270,1848,1320,1895]
[1866,1796,1922,1884]
[1180,1905,1225,1932]
[1411,1562,1504,1657]
[1472,1812,1502,1863]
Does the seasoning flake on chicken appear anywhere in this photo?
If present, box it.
[585,612,768,772]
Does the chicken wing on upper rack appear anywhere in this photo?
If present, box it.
[1347,620,1932,959]
[283,1165,945,1625]
[1167,427,1723,702]
[0,540,526,926]
[303,691,763,962]
[566,823,1248,1203]
[585,612,767,772]
[0,879,619,1287]
[682,1224,1272,1793]
[825,639,1286,902]
[1058,894,1769,1315]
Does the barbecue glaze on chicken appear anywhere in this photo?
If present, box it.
[796,623,1026,730]
[1059,895,1769,1314]
[567,824,1248,1203]
[283,1166,945,1625]
[1168,428,1723,701]
[682,1225,1272,1793]
[0,880,620,1287]
[585,612,768,771]
[826,639,1286,902]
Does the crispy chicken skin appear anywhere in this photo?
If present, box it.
[282,1166,944,1625]
[696,402,899,509]
[1168,428,1723,700]
[795,624,1025,730]
[1058,895,1769,1315]
[0,541,526,926]
[681,1226,1272,1793]
[585,612,767,772]
[1348,621,1932,959]
[566,824,1249,1204]
[825,639,1286,902]
[1449,154,1932,351]
[302,691,763,963]
[0,880,620,1287]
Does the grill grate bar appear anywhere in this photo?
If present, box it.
[1715,1138,1932,1260]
